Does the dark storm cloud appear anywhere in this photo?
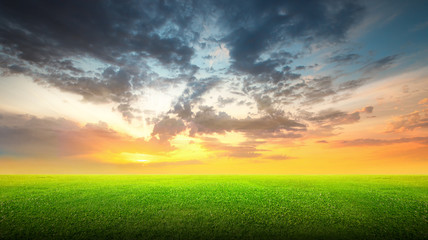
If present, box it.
[0,0,203,120]
[219,0,364,76]
[205,0,365,111]
[0,0,368,126]
[0,0,198,67]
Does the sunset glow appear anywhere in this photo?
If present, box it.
[0,0,427,174]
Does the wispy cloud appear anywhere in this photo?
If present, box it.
[386,109,428,133]
[338,137,428,147]
[361,55,399,75]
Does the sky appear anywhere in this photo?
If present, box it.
[0,0,427,174]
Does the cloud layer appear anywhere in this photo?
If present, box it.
[1,0,426,173]
[0,0,369,125]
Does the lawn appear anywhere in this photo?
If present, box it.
[0,175,426,239]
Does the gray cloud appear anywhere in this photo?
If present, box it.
[172,102,193,120]
[361,106,374,114]
[254,95,274,112]
[251,76,369,112]
[151,117,186,142]
[308,109,361,126]
[329,53,360,64]
[220,0,364,77]
[0,1,198,67]
[169,76,222,120]
[189,106,306,136]
[0,0,377,141]
[362,55,399,74]
[217,96,236,108]
[0,0,202,121]
[337,78,369,92]
[302,77,336,104]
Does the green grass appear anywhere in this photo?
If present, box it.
[0,175,427,240]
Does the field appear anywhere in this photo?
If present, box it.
[0,175,427,240]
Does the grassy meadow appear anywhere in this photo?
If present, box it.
[0,175,427,239]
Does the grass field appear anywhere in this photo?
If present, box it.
[0,175,427,239]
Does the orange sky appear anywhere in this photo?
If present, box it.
[0,0,427,174]
[0,68,427,174]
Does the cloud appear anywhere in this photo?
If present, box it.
[220,0,364,77]
[385,109,428,133]
[418,98,428,106]
[172,102,193,120]
[0,0,370,125]
[116,103,141,123]
[0,0,202,121]
[0,112,174,158]
[302,77,336,104]
[254,95,274,112]
[362,55,399,74]
[184,77,222,102]
[302,107,374,137]
[329,53,360,64]
[189,106,306,136]
[217,96,236,108]
[360,106,374,113]
[338,137,428,147]
[337,78,369,91]
[308,109,361,126]
[151,117,186,141]
[0,1,198,67]
[410,20,428,32]
[249,76,370,113]
[263,154,295,161]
